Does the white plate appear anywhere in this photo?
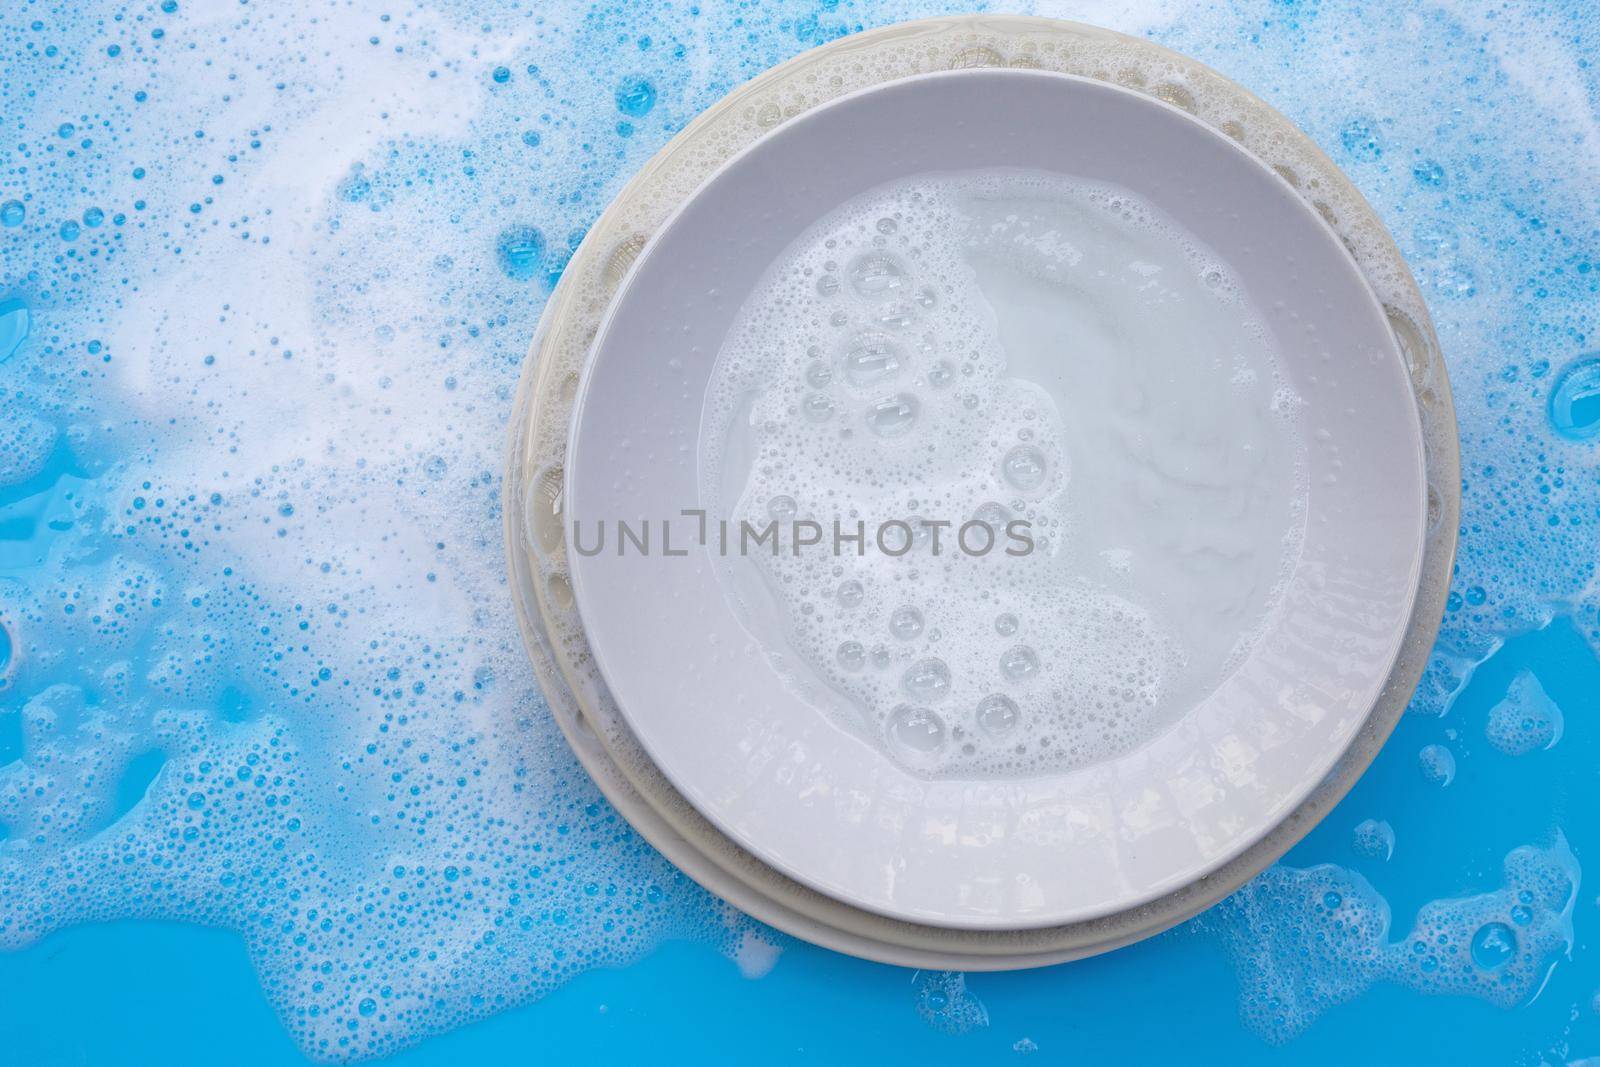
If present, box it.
[505,15,1458,966]
[564,68,1428,930]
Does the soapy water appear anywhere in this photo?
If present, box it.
[1208,835,1582,1044]
[0,0,1597,1060]
[701,170,1304,778]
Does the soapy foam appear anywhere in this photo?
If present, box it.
[701,171,1306,777]
[1210,837,1581,1044]
[0,1,1595,1059]
[0,2,776,1060]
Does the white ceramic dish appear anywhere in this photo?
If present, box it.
[505,14,1458,966]
[564,69,1428,930]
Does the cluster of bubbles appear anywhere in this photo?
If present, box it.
[1157,0,1599,1045]
[1485,669,1565,757]
[912,971,991,1036]
[0,0,798,1059]
[0,0,1596,1056]
[1351,818,1397,862]
[1209,837,1580,1043]
[1418,742,1458,787]
[1375,0,1600,718]
[701,171,1304,778]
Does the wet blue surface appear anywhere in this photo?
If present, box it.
[2,1,1599,1062]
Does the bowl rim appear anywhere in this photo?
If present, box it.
[503,12,1459,965]
[563,64,1427,930]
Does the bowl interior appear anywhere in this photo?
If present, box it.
[566,69,1426,929]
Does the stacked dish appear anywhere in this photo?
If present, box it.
[503,15,1458,969]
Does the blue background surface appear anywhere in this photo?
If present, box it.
[4,620,1591,1064]
[3,1,1599,1063]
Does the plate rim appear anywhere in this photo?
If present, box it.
[563,65,1429,929]
[503,12,1459,964]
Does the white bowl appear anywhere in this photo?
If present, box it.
[505,14,1459,966]
[564,68,1427,930]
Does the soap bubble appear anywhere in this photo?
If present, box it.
[886,704,947,758]
[496,225,546,281]
[864,393,919,437]
[975,694,1020,737]
[888,605,924,640]
[615,76,658,118]
[1001,444,1049,492]
[999,645,1041,682]
[901,658,951,701]
[847,251,906,296]
[1548,355,1600,441]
